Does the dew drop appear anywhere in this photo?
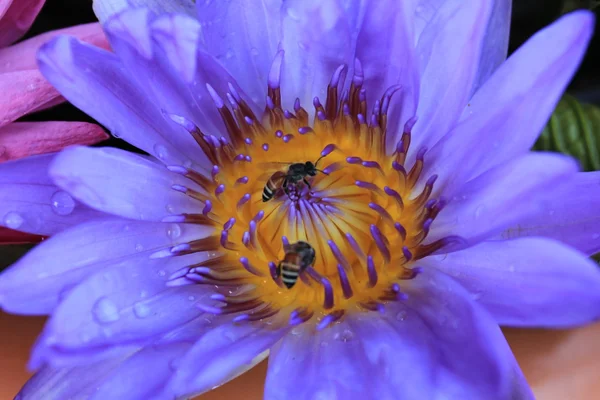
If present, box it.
[291,327,302,336]
[92,297,120,323]
[167,224,182,239]
[135,243,144,252]
[396,311,407,321]
[133,302,152,318]
[333,329,354,342]
[50,191,76,216]
[153,144,169,160]
[165,204,175,213]
[3,212,24,229]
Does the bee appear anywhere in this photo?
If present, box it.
[276,241,316,289]
[262,155,328,202]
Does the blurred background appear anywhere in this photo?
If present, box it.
[1,0,600,399]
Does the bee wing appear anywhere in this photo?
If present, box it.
[257,161,292,170]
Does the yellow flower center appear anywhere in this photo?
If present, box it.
[163,64,452,329]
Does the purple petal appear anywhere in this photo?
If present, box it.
[266,268,532,399]
[409,0,492,155]
[355,0,419,152]
[17,358,125,400]
[424,11,594,192]
[196,0,281,103]
[428,153,578,249]
[32,258,213,367]
[37,35,196,167]
[471,0,512,93]
[0,154,103,236]
[424,238,600,327]
[88,342,192,400]
[93,0,196,22]
[164,322,288,398]
[0,218,211,314]
[279,0,354,112]
[49,146,203,221]
[499,171,600,256]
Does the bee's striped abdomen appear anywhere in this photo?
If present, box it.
[262,172,286,202]
[279,261,301,288]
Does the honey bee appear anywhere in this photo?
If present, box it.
[262,156,328,202]
[276,241,316,289]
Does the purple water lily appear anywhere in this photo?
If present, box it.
[1,0,600,399]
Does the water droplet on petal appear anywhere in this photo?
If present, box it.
[333,329,354,342]
[133,302,152,318]
[92,297,120,323]
[396,311,407,321]
[153,144,169,160]
[51,191,76,216]
[291,327,302,336]
[135,243,144,252]
[167,224,182,239]
[3,212,24,229]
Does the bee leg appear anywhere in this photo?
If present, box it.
[303,178,312,190]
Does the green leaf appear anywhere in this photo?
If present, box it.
[534,94,600,171]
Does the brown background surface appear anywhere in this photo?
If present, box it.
[1,312,599,400]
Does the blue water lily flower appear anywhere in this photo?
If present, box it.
[1,0,600,399]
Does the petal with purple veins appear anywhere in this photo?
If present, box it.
[0,154,104,236]
[423,238,600,327]
[498,171,600,256]
[196,0,282,104]
[0,218,211,314]
[427,152,578,250]
[49,146,205,221]
[424,11,594,191]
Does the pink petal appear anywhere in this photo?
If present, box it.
[0,70,58,126]
[0,0,45,47]
[0,22,109,73]
[0,122,108,161]
[0,226,44,244]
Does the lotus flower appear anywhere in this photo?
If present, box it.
[0,0,109,243]
[2,1,600,399]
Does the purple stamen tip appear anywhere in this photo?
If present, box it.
[367,255,377,287]
[317,314,335,331]
[269,261,278,280]
[228,82,241,101]
[226,93,238,108]
[313,97,322,108]
[197,304,224,315]
[298,127,312,134]
[359,89,366,103]
[253,210,265,222]
[416,147,427,160]
[223,218,236,230]
[167,165,188,175]
[220,230,229,247]
[283,134,294,142]
[353,58,364,85]
[211,165,219,179]
[392,161,406,173]
[394,222,407,239]
[294,98,301,111]
[423,218,433,232]
[233,314,250,323]
[347,156,362,164]
[210,293,226,302]
[262,143,269,151]
[237,176,249,184]
[242,231,251,247]
[317,110,327,121]
[238,193,251,207]
[245,155,252,162]
[234,154,245,161]
[412,267,423,275]
[391,283,401,293]
[402,246,413,261]
[171,184,187,193]
[282,236,290,248]
[171,243,191,253]
[266,96,275,109]
[330,64,346,87]
[425,199,437,209]
[219,136,229,146]
[244,137,253,145]
[275,130,283,138]
[202,200,212,215]
[284,110,293,119]
[357,113,366,124]
[321,144,335,157]
[206,83,224,108]
[343,103,350,115]
[215,184,225,196]
[362,161,380,169]
[321,277,334,309]
[404,116,418,132]
[426,175,438,186]
[370,224,390,262]
[244,116,253,125]
[395,140,404,154]
[370,114,378,127]
[337,264,353,299]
